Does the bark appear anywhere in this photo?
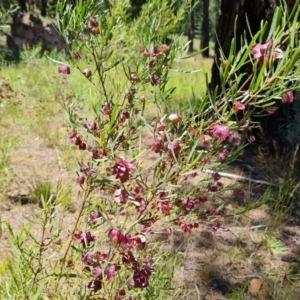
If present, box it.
[18,0,28,12]
[41,0,47,16]
[201,0,210,57]
[188,0,195,53]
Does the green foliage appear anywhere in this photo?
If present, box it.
[1,186,71,299]
[127,247,182,299]
[230,281,252,300]
[1,0,300,299]
[50,1,300,298]
[217,3,300,115]
[0,137,14,199]
[0,77,16,199]
[29,179,53,205]
[259,234,288,258]
[260,146,300,230]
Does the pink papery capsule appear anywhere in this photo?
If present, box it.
[282,91,294,103]
[83,68,92,78]
[168,113,181,125]
[58,65,70,75]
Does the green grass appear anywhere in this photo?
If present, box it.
[166,56,213,111]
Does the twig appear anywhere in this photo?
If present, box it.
[54,186,91,289]
[202,169,300,195]
[202,169,279,187]
[223,225,268,231]
[224,273,262,279]
[201,288,210,300]
[237,74,253,93]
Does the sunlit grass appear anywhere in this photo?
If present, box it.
[166,56,213,111]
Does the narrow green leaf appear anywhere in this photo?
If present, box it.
[180,48,209,59]
[267,6,282,40]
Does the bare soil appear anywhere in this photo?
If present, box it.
[1,124,300,299]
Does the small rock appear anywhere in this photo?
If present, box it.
[247,208,270,225]
[281,254,299,263]
[248,278,269,300]
[291,242,300,256]
[7,10,69,53]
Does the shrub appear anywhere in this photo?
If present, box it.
[2,1,300,299]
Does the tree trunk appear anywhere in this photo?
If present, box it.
[210,0,296,152]
[188,0,195,53]
[18,0,27,12]
[201,0,209,57]
[41,0,47,16]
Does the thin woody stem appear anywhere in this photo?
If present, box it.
[54,186,91,289]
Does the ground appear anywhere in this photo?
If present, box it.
[2,128,300,299]
[1,58,300,299]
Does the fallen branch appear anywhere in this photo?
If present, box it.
[202,169,280,187]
